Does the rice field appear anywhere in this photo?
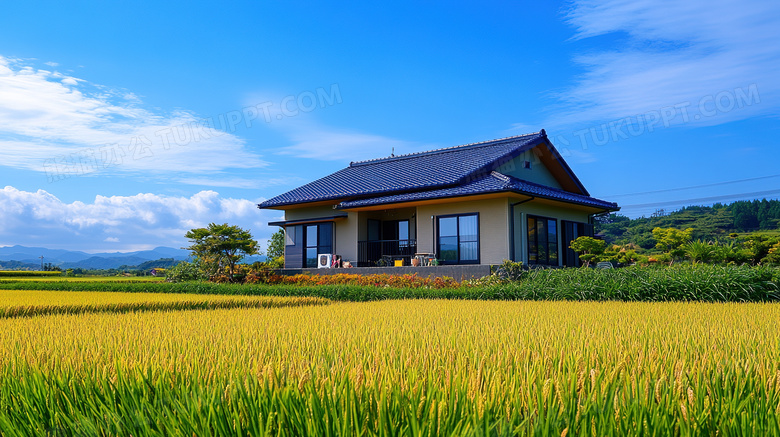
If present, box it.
[0,290,329,318]
[0,275,166,282]
[1,297,779,435]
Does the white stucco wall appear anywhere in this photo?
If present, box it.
[416,198,510,265]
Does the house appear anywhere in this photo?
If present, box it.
[258,130,619,269]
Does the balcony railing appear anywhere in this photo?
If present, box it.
[357,239,417,267]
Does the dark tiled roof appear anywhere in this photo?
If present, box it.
[337,172,619,210]
[259,132,547,208]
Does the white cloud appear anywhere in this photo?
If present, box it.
[0,56,267,176]
[557,147,597,165]
[239,89,419,163]
[277,123,417,162]
[176,176,301,189]
[550,0,780,127]
[0,186,276,252]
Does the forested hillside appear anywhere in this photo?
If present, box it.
[596,199,780,248]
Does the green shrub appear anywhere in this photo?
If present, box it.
[685,240,719,264]
[762,241,780,265]
[492,259,525,281]
[266,256,284,269]
[2,265,778,303]
[165,261,208,282]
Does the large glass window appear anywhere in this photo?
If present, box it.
[285,226,296,246]
[527,216,558,266]
[437,214,479,264]
[397,220,409,239]
[397,220,410,249]
[305,223,333,268]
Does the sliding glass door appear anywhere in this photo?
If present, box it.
[304,223,333,268]
[527,215,558,266]
[437,214,479,264]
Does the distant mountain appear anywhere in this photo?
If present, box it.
[59,256,151,270]
[131,258,181,270]
[0,260,41,270]
[0,245,92,263]
[0,245,190,270]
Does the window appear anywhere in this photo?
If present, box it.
[437,214,479,264]
[398,220,410,245]
[304,223,333,268]
[388,219,410,249]
[379,219,409,242]
[527,216,558,266]
[285,227,296,246]
[367,219,380,241]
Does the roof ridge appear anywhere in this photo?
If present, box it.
[499,173,617,205]
[349,131,543,167]
[500,172,563,192]
[489,171,512,187]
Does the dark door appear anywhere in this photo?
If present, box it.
[561,221,594,267]
[366,219,381,264]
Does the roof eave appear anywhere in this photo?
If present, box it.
[337,191,530,211]
[260,182,471,210]
[337,187,619,212]
[519,191,620,212]
[257,199,343,210]
[268,214,349,227]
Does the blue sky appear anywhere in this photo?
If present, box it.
[1,0,778,252]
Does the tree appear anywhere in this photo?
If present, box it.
[266,229,285,269]
[732,201,758,231]
[569,236,606,267]
[652,227,693,265]
[184,223,260,281]
[267,229,285,259]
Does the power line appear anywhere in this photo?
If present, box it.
[619,188,780,210]
[603,173,780,198]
